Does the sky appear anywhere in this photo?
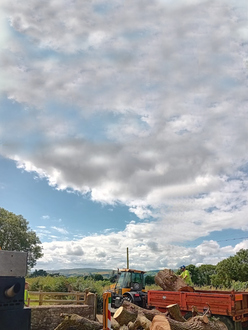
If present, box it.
[0,0,248,272]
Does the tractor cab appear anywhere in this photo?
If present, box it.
[110,269,147,308]
[115,269,146,294]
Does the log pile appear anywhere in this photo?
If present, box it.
[53,302,229,330]
[151,313,228,330]
[53,313,102,330]
[112,301,228,330]
[155,269,194,292]
[113,300,163,330]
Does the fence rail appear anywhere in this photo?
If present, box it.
[29,291,86,306]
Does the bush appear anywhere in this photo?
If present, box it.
[231,281,248,291]
[72,277,111,313]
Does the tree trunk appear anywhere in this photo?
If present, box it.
[122,300,163,321]
[166,304,186,322]
[155,269,194,291]
[54,313,102,330]
[113,306,138,326]
[151,314,228,330]
[111,317,121,330]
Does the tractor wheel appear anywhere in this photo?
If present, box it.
[213,316,235,330]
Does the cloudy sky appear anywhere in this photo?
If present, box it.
[1,0,248,271]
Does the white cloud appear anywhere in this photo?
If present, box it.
[41,215,50,220]
[34,227,243,271]
[66,243,84,256]
[1,0,248,270]
[51,226,69,235]
[234,240,248,253]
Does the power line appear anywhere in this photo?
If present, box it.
[215,236,248,243]
[182,236,248,248]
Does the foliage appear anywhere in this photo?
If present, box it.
[184,253,248,289]
[231,281,248,291]
[145,275,155,285]
[29,269,48,277]
[92,274,104,281]
[211,249,248,287]
[145,283,161,290]
[83,274,105,281]
[109,270,118,283]
[198,264,216,286]
[0,207,43,268]
[186,264,200,285]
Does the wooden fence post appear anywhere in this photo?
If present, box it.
[39,290,43,306]
[76,291,80,304]
[94,294,97,321]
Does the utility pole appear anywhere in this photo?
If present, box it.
[127,247,129,269]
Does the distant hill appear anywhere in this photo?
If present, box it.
[46,268,160,277]
[47,268,113,277]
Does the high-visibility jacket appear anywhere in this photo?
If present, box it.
[24,289,30,306]
[181,269,193,285]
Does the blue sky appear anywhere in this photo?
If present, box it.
[1,0,248,271]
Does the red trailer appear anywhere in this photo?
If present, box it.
[147,289,248,330]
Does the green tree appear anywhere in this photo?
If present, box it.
[93,274,104,281]
[29,269,48,278]
[211,249,248,288]
[198,264,216,286]
[211,258,235,287]
[235,249,248,282]
[186,264,200,285]
[145,275,155,285]
[0,207,43,269]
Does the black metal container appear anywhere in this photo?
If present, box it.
[0,251,31,330]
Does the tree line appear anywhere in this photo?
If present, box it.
[146,249,248,289]
[177,248,248,289]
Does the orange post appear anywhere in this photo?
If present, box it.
[103,291,112,330]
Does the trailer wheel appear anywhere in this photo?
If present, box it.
[214,316,234,330]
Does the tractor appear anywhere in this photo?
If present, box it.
[109,268,147,308]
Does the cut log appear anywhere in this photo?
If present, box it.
[128,321,135,330]
[166,304,186,322]
[113,305,138,326]
[54,313,102,330]
[133,312,152,330]
[111,317,121,330]
[155,269,194,291]
[128,313,152,330]
[122,300,163,321]
[151,314,228,330]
